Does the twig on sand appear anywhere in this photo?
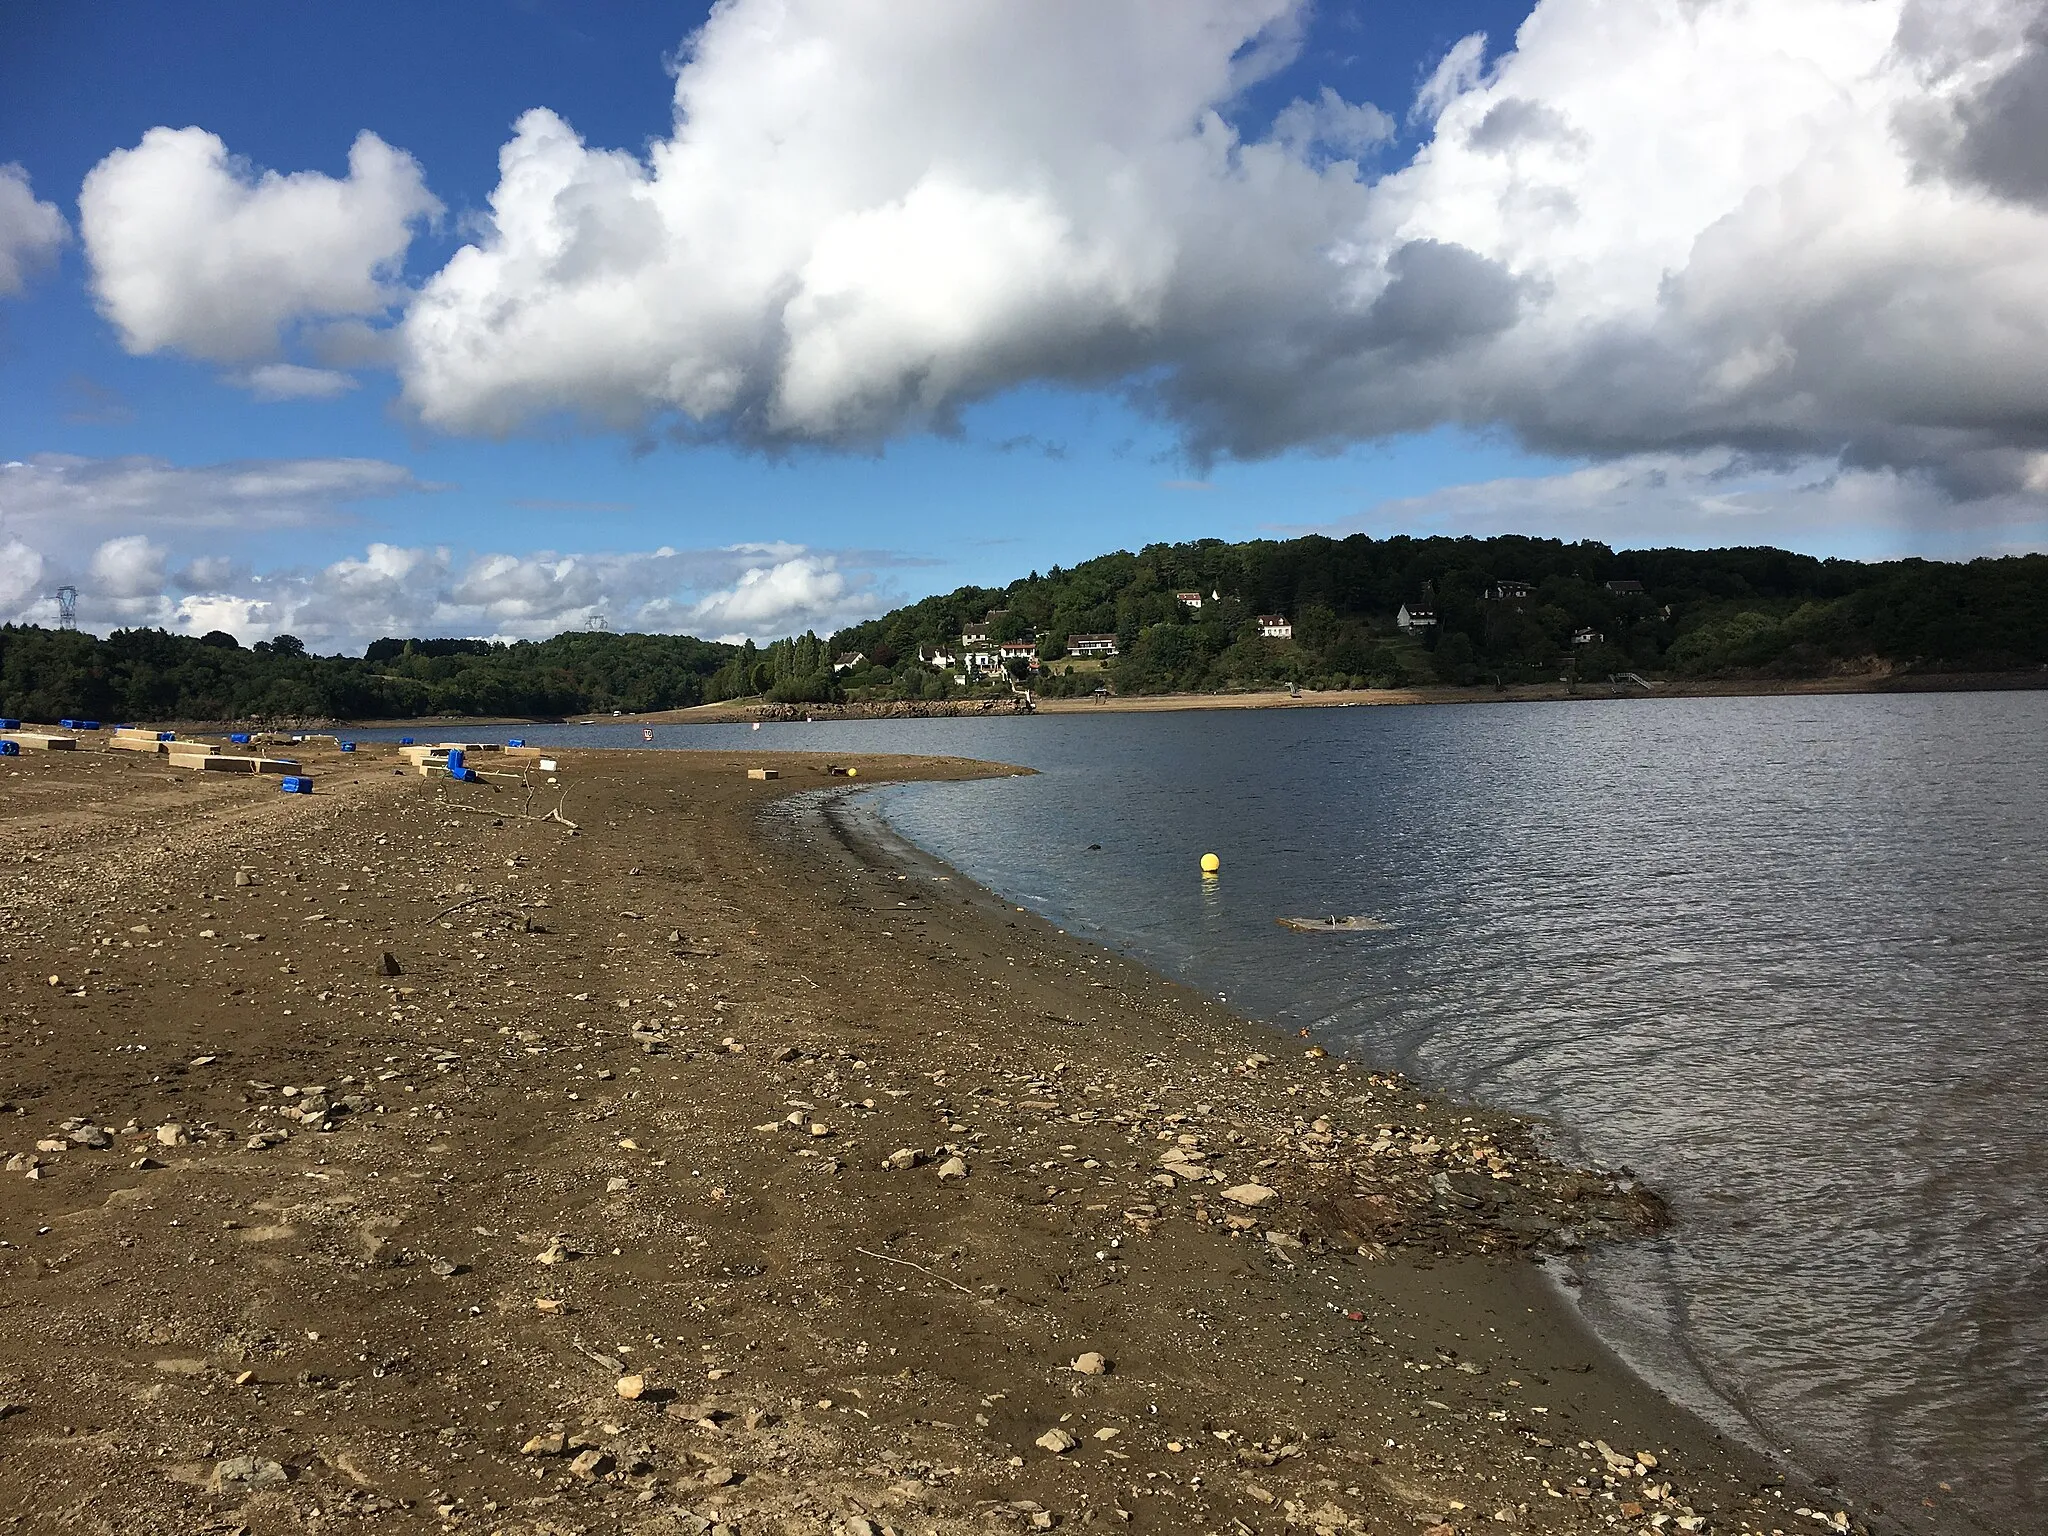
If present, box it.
[853,1246,974,1294]
[420,893,494,927]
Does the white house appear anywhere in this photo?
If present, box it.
[1256,614,1293,639]
[999,639,1038,671]
[1396,603,1437,630]
[1067,633,1118,658]
[1484,581,1534,602]
[916,642,957,669]
[830,651,866,674]
[1175,591,1204,609]
[1572,626,1604,646]
[960,622,992,646]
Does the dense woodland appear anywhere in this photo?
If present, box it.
[828,535,2048,697]
[2,535,2043,721]
[0,626,733,722]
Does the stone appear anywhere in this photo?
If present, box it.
[156,1124,187,1146]
[522,1431,567,1456]
[700,1466,737,1487]
[1035,1428,1078,1454]
[535,1297,566,1314]
[1071,1352,1109,1375]
[884,1147,923,1170]
[67,1125,112,1150]
[234,871,254,887]
[936,1155,970,1181]
[207,1454,288,1494]
[1221,1183,1279,1209]
[568,1447,613,1480]
[617,1374,647,1400]
[607,1176,630,1193]
[378,952,404,977]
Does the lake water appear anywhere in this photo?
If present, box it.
[355,693,2048,1532]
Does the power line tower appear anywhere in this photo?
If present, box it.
[55,585,78,631]
[586,614,609,633]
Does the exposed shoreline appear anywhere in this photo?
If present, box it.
[0,739,1882,1534]
[308,666,2047,731]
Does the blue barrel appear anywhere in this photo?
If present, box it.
[0,718,18,730]
[398,737,414,746]
[280,775,313,794]
[445,748,465,771]
[0,741,17,757]
[339,741,356,752]
[452,765,476,782]
[230,732,251,745]
[507,738,525,747]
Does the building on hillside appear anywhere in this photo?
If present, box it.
[1256,614,1293,639]
[960,622,991,645]
[830,651,865,674]
[1175,591,1204,609]
[1485,580,1535,602]
[1067,633,1119,658]
[1572,626,1604,646]
[1605,579,1646,596]
[999,639,1039,671]
[1396,603,1437,630]
[962,641,1001,674]
[916,642,957,669]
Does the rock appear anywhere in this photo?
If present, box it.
[700,1466,737,1487]
[379,951,403,977]
[534,1297,566,1314]
[521,1431,567,1456]
[1071,1352,1110,1375]
[156,1124,187,1146]
[535,1237,574,1265]
[34,1140,65,1154]
[67,1125,112,1150]
[207,1455,288,1494]
[1035,1428,1078,1454]
[936,1155,970,1181]
[233,871,254,887]
[617,1374,647,1400]
[606,1176,630,1193]
[843,1519,878,1536]
[568,1447,613,1480]
[1221,1183,1279,1208]
[884,1147,924,1170]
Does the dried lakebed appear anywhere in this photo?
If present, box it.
[0,743,1853,1534]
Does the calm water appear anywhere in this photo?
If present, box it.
[355,694,2048,1531]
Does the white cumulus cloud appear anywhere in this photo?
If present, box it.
[79,126,439,364]
[63,0,2048,524]
[0,163,69,296]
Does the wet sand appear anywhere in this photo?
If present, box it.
[0,739,1868,1534]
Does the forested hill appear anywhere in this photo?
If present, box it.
[827,535,2048,695]
[0,627,734,723]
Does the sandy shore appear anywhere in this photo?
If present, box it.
[0,739,1869,1535]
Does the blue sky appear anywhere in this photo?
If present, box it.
[2,0,2045,648]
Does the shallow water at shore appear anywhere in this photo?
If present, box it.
[354,692,2047,1531]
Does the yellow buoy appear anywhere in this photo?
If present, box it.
[1200,852,1221,873]
[846,767,857,777]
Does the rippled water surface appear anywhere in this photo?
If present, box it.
[360,694,2048,1530]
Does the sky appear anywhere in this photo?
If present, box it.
[3,0,2047,651]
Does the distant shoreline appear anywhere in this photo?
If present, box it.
[212,665,2043,732]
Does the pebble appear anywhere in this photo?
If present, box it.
[1035,1428,1078,1454]
[568,1447,612,1480]
[1071,1352,1110,1375]
[884,1147,924,1170]
[617,1373,647,1400]
[520,1431,566,1456]
[936,1155,970,1181]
